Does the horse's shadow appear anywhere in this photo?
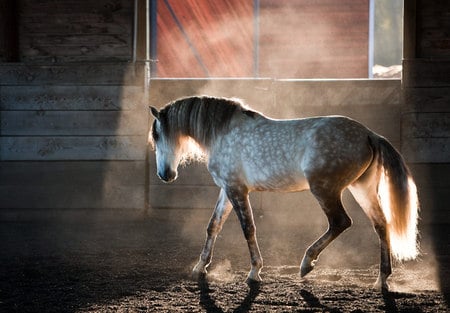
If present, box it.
[382,289,400,313]
[300,289,342,313]
[381,290,423,313]
[300,288,421,313]
[197,278,421,313]
[198,276,261,313]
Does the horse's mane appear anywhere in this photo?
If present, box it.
[158,95,256,148]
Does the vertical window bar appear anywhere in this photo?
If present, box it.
[368,0,375,78]
[149,0,158,77]
[253,0,260,78]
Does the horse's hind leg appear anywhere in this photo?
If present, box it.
[348,184,392,290]
[193,189,233,278]
[300,189,352,277]
[373,217,391,291]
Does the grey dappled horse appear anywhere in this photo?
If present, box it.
[150,96,419,291]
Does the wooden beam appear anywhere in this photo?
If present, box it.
[403,0,416,59]
[0,0,19,62]
[135,0,148,61]
[0,86,144,111]
[1,111,147,136]
[0,161,146,209]
[0,63,142,85]
[0,136,147,161]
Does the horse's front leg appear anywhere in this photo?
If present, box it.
[227,188,263,283]
[193,189,232,279]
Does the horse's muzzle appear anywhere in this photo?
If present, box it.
[158,167,177,183]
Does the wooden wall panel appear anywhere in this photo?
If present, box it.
[0,63,142,86]
[416,0,450,58]
[409,164,450,223]
[402,59,450,88]
[0,86,144,111]
[0,63,148,163]
[403,1,450,298]
[403,87,450,113]
[402,0,450,164]
[0,1,147,209]
[402,138,450,163]
[0,162,145,209]
[402,113,450,138]
[0,0,19,62]
[1,111,147,136]
[18,0,133,62]
[0,136,146,161]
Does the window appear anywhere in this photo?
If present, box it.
[149,0,402,79]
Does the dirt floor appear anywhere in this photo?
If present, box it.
[0,208,448,312]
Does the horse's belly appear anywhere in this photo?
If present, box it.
[245,168,309,192]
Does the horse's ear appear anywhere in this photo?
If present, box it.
[150,106,160,120]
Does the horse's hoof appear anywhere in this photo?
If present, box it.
[300,263,314,277]
[373,277,389,292]
[245,266,263,284]
[246,277,262,289]
[300,254,317,278]
[245,275,262,286]
[192,269,207,282]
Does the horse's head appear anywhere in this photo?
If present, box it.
[150,106,180,183]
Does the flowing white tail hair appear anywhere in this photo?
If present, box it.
[377,138,420,261]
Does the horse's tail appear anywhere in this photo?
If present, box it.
[374,136,420,261]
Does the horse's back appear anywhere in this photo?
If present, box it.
[208,115,375,192]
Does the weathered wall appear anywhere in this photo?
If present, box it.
[0,0,148,212]
[0,64,147,210]
[402,0,450,222]
[17,0,133,63]
[402,0,450,300]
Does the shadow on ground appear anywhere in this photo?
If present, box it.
[0,210,198,312]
